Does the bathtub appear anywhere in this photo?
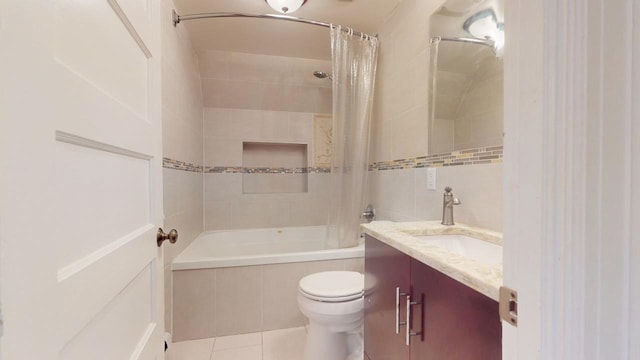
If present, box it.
[172,225,364,270]
[171,225,365,341]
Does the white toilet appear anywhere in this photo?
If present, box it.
[297,271,365,360]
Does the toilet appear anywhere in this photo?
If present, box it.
[297,271,365,360]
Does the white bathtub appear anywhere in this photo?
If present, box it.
[172,225,364,270]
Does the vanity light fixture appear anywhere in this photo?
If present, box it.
[265,0,308,14]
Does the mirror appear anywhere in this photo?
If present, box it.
[428,0,504,154]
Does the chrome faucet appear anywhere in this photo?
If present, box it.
[363,204,375,223]
[441,187,461,225]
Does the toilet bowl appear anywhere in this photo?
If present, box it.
[297,271,364,360]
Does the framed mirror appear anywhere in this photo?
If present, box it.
[428,0,504,154]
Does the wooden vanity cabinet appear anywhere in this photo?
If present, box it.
[364,234,411,360]
[364,235,502,360]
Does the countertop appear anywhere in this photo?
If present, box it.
[361,221,503,301]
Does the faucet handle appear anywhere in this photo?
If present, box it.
[453,198,461,205]
[444,186,452,193]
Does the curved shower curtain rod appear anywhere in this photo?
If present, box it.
[430,36,496,52]
[172,10,376,39]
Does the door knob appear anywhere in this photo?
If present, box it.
[157,228,178,247]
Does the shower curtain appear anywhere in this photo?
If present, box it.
[326,26,379,249]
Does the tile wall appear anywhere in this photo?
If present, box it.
[161,0,204,333]
[199,51,334,230]
[369,0,503,231]
[172,258,364,341]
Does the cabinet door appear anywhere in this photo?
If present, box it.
[364,236,411,360]
[410,259,502,360]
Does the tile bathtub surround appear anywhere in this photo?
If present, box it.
[171,258,364,341]
[203,109,333,230]
[161,0,204,334]
[204,173,332,230]
[198,51,332,114]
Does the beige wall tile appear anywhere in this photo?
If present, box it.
[198,50,230,80]
[342,258,365,273]
[163,169,203,266]
[198,50,331,113]
[262,263,308,330]
[204,139,242,166]
[227,109,263,140]
[204,200,233,231]
[414,164,503,231]
[172,269,216,341]
[287,197,329,226]
[231,200,290,228]
[391,105,429,160]
[288,113,313,142]
[204,174,242,200]
[243,174,308,194]
[203,108,230,139]
[262,111,291,141]
[215,266,264,336]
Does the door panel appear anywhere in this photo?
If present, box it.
[60,264,154,360]
[54,0,150,119]
[55,138,151,269]
[0,0,164,358]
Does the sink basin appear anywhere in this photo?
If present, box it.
[414,234,502,265]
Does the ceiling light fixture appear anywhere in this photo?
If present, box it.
[463,9,505,53]
[265,0,307,14]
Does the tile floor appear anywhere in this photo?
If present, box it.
[170,327,307,360]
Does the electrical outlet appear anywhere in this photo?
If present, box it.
[427,168,437,190]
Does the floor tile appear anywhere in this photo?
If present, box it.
[213,332,262,350]
[262,327,306,360]
[171,338,215,360]
[211,345,262,360]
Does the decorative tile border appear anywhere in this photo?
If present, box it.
[164,145,501,174]
[162,158,203,173]
[204,166,331,174]
[368,146,503,171]
[163,159,331,174]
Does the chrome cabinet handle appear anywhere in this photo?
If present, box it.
[395,287,407,334]
[406,295,424,346]
[157,228,178,247]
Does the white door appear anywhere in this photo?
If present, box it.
[0,0,164,359]
[503,0,640,358]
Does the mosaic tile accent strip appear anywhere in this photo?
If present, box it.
[163,158,203,173]
[204,166,331,174]
[163,158,332,174]
[369,146,503,171]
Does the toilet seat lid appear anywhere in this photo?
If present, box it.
[299,271,364,302]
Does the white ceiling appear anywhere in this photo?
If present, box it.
[172,0,402,60]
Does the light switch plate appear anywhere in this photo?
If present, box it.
[427,168,437,190]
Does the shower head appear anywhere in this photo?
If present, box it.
[313,71,333,80]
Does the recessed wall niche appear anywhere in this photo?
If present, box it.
[242,142,308,194]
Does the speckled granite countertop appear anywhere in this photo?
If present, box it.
[361,221,503,301]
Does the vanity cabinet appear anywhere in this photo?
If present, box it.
[364,235,502,360]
